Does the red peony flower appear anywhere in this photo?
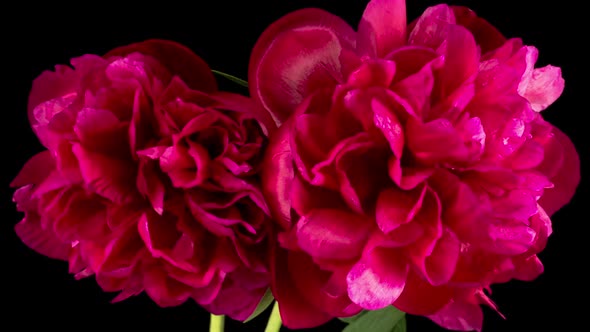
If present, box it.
[12,39,275,320]
[251,0,580,330]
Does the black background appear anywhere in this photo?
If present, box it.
[2,0,587,331]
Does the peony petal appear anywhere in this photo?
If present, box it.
[513,255,544,281]
[376,185,426,234]
[422,228,460,286]
[288,252,359,317]
[15,214,70,261]
[428,300,484,332]
[75,108,129,157]
[72,143,138,204]
[296,209,370,261]
[357,0,407,58]
[11,151,55,187]
[393,271,452,315]
[105,39,217,93]
[409,4,455,50]
[143,266,192,307]
[270,247,333,328]
[27,63,80,129]
[347,246,408,309]
[372,99,404,158]
[406,118,468,164]
[440,25,479,98]
[520,65,564,112]
[249,9,356,125]
[452,6,506,54]
[538,127,580,216]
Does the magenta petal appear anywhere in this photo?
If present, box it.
[372,99,404,158]
[288,252,358,317]
[347,247,408,309]
[451,6,506,54]
[393,272,452,315]
[72,144,138,204]
[538,127,580,216]
[27,63,80,129]
[249,9,356,125]
[406,118,467,163]
[514,255,544,281]
[422,228,460,286]
[271,248,333,329]
[357,0,407,57]
[441,25,479,97]
[409,4,455,50]
[11,151,55,187]
[15,214,70,261]
[376,185,426,233]
[428,301,483,332]
[297,209,370,260]
[105,39,217,92]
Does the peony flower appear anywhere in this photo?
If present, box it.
[251,0,580,330]
[12,39,275,320]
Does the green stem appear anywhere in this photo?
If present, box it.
[211,69,248,88]
[209,314,225,332]
[265,302,282,332]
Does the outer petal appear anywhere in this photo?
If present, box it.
[105,39,217,93]
[270,246,332,328]
[261,118,295,229]
[452,6,506,54]
[27,63,80,128]
[249,8,356,125]
[409,4,455,50]
[538,127,580,216]
[520,65,565,112]
[428,301,484,332]
[357,0,407,57]
[11,151,55,187]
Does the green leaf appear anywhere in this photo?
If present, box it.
[338,311,368,324]
[342,307,405,332]
[211,69,248,88]
[391,316,406,332]
[244,288,274,323]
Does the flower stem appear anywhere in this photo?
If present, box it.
[209,314,225,332]
[265,302,282,332]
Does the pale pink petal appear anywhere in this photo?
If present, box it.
[520,66,564,112]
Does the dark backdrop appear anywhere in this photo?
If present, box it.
[2,1,587,331]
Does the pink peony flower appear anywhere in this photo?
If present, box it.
[251,0,580,330]
[12,39,275,320]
